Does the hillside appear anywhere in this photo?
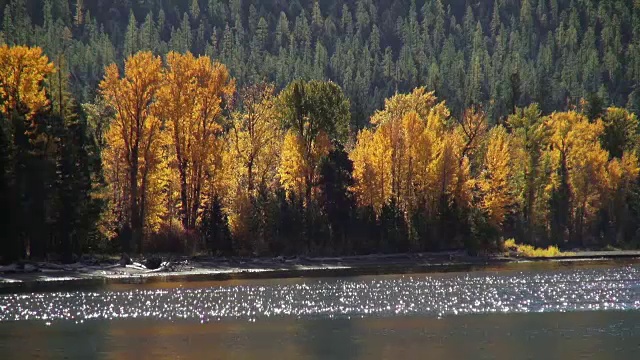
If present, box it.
[2,0,639,126]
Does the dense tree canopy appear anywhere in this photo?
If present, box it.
[3,0,640,262]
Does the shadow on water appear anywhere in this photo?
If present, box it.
[4,312,639,359]
[299,276,364,360]
[296,318,359,360]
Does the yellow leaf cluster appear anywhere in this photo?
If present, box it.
[279,130,308,198]
[350,89,473,215]
[478,126,514,227]
[0,45,55,119]
[99,52,165,239]
[223,84,283,237]
[156,52,235,229]
[370,87,440,125]
[278,130,331,200]
[547,112,609,227]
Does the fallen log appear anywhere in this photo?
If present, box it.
[145,262,172,273]
[125,263,148,271]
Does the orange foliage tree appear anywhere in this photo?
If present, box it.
[99,51,164,252]
[156,52,234,230]
[0,45,55,119]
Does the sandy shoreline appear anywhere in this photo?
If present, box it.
[2,251,639,292]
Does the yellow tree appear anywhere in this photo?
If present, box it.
[278,130,308,200]
[350,126,393,213]
[100,51,163,252]
[457,106,488,166]
[350,88,479,249]
[399,111,427,211]
[101,121,129,239]
[606,151,640,243]
[477,126,515,228]
[224,84,282,245]
[429,129,472,212]
[415,101,450,212]
[156,52,235,230]
[547,111,609,244]
[370,87,440,126]
[228,84,282,195]
[0,45,55,119]
[351,88,464,216]
[370,87,441,205]
[0,45,56,260]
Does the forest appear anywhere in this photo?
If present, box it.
[2,0,640,262]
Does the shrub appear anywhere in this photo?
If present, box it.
[503,238,568,257]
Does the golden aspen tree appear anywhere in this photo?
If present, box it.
[189,55,235,223]
[99,51,163,252]
[415,102,450,211]
[457,106,488,165]
[223,84,282,244]
[606,151,640,243]
[279,130,308,199]
[156,52,235,230]
[369,123,394,210]
[430,130,469,208]
[0,45,55,119]
[349,129,374,207]
[280,128,332,201]
[607,152,640,201]
[400,111,427,211]
[351,88,456,216]
[547,111,609,244]
[138,118,170,234]
[369,88,442,205]
[370,87,440,126]
[228,84,282,196]
[376,89,439,203]
[351,117,407,213]
[478,126,514,228]
[101,121,129,239]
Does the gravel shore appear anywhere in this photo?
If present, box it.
[2,251,639,292]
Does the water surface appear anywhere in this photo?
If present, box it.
[1,262,639,359]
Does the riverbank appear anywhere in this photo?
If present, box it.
[1,251,640,292]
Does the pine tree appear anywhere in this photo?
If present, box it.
[123,11,138,57]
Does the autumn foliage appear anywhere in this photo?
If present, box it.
[3,45,640,260]
[0,45,55,119]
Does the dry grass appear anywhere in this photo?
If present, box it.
[503,239,571,258]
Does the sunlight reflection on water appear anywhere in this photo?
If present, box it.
[1,265,639,323]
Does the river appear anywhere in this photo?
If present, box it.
[1,261,639,359]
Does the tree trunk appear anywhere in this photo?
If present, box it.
[179,161,189,230]
[129,145,141,253]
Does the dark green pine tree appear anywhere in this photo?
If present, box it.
[200,196,233,256]
[0,109,19,263]
[123,10,138,57]
[318,143,355,253]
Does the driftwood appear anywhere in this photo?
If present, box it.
[125,261,174,273]
[125,262,148,271]
[145,262,172,273]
